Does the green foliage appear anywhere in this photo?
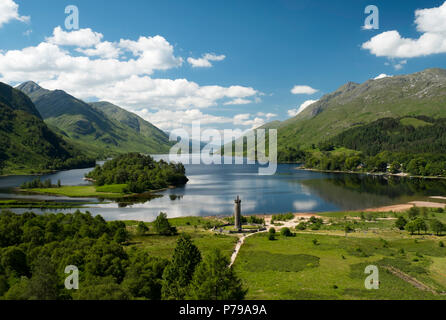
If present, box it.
[430,219,445,236]
[0,210,168,300]
[21,179,58,189]
[162,235,202,300]
[136,222,149,236]
[405,218,428,235]
[0,83,95,174]
[271,213,294,222]
[187,249,246,300]
[153,213,177,236]
[395,216,408,230]
[281,227,293,237]
[86,153,188,193]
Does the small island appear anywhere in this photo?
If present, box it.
[19,153,189,198]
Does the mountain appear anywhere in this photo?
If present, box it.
[277,68,446,149]
[17,82,172,158]
[0,82,93,174]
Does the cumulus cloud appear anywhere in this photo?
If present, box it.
[291,85,318,95]
[374,73,392,80]
[0,0,29,28]
[76,41,122,59]
[46,26,103,47]
[187,53,226,68]
[362,1,446,58]
[136,109,232,130]
[287,99,318,117]
[0,26,261,131]
[223,98,252,105]
[256,112,277,120]
[233,113,265,129]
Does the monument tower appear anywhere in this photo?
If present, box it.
[234,195,242,231]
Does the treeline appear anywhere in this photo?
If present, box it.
[328,117,446,156]
[394,207,446,236]
[85,153,188,193]
[0,210,246,300]
[21,179,61,189]
[279,116,446,177]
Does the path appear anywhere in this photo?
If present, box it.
[384,266,446,295]
[229,231,266,268]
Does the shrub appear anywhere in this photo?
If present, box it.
[281,227,292,237]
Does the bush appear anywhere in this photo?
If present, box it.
[268,233,275,241]
[153,212,177,236]
[268,228,276,234]
[281,227,292,237]
[296,222,307,231]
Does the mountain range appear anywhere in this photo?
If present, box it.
[17,82,172,158]
[0,83,93,174]
[276,68,446,150]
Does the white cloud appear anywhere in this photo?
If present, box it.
[291,85,318,95]
[136,108,232,130]
[76,41,122,59]
[46,26,103,47]
[0,0,29,28]
[223,98,252,105]
[362,1,446,58]
[374,73,392,80]
[394,60,407,70]
[287,99,318,117]
[187,53,226,68]
[233,114,265,129]
[256,112,277,120]
[0,27,259,116]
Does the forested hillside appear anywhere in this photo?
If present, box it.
[0,83,94,174]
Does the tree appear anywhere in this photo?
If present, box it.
[281,227,292,237]
[344,224,354,235]
[154,212,176,236]
[395,216,407,230]
[408,206,420,220]
[136,222,149,236]
[405,220,417,235]
[162,235,202,300]
[28,256,60,300]
[187,249,246,300]
[431,219,444,236]
[268,228,276,234]
[1,247,29,277]
[414,218,428,235]
[114,228,129,244]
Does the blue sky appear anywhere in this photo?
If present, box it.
[1,0,446,132]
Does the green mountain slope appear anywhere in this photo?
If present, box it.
[278,68,446,149]
[17,82,172,158]
[0,83,93,174]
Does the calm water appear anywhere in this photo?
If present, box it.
[1,155,446,221]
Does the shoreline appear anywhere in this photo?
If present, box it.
[296,166,446,180]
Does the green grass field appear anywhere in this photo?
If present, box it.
[22,185,132,198]
[233,232,446,300]
[125,217,237,259]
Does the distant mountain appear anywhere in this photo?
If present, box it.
[0,82,93,174]
[17,82,172,158]
[277,68,446,148]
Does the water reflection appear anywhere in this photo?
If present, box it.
[0,156,445,221]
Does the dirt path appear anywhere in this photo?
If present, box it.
[229,230,266,268]
[383,266,445,295]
